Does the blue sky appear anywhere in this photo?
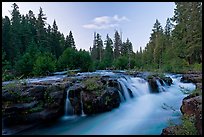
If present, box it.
[2,2,176,52]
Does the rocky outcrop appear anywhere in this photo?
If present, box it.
[2,80,71,127]
[83,87,120,114]
[68,76,121,115]
[180,72,202,84]
[180,95,202,135]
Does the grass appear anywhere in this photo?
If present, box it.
[82,76,104,91]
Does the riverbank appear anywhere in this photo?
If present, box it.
[161,71,202,135]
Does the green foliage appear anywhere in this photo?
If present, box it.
[58,48,93,72]
[191,88,202,96]
[83,76,104,91]
[190,63,202,72]
[2,70,15,81]
[57,47,76,70]
[33,52,56,76]
[175,115,198,135]
[114,56,128,70]
[76,50,94,72]
[2,2,202,79]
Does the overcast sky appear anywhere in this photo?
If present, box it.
[2,2,176,52]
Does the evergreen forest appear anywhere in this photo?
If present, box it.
[2,2,202,81]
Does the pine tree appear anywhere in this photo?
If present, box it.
[10,3,22,66]
[2,16,11,64]
[90,32,103,62]
[113,30,122,60]
[104,34,114,68]
[152,19,164,69]
[172,2,202,64]
[51,20,61,59]
[65,31,76,50]
[36,7,47,52]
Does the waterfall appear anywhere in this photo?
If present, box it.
[156,79,165,92]
[80,91,85,116]
[117,76,150,101]
[118,78,131,100]
[65,89,74,116]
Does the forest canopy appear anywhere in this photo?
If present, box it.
[2,2,202,81]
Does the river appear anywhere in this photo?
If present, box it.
[13,71,195,135]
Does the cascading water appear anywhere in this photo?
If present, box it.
[80,92,85,116]
[156,79,166,92]
[117,76,150,101]
[16,72,196,135]
[64,89,74,116]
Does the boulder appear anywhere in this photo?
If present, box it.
[180,95,202,135]
[162,77,173,86]
[180,73,202,84]
[148,77,159,93]
[83,87,120,114]
[181,95,202,116]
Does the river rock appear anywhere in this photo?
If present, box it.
[180,73,202,84]
[180,95,202,135]
[83,87,120,114]
[148,77,159,93]
[162,77,173,86]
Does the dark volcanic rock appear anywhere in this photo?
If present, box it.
[83,87,120,114]
[148,77,159,93]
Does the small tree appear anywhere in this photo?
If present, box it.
[33,52,56,76]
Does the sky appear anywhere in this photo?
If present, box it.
[2,2,176,52]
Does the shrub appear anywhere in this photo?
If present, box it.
[33,52,56,76]
[175,115,198,135]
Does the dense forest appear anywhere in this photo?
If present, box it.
[2,2,202,81]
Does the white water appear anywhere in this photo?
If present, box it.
[80,92,86,117]
[64,89,74,119]
[2,75,67,85]
[17,73,196,135]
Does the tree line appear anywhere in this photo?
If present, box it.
[2,2,202,81]
[89,2,202,72]
[2,3,93,80]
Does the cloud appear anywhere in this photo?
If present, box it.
[83,15,129,29]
